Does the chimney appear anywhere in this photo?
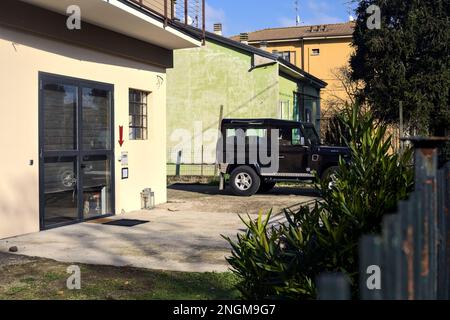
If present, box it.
[239,32,249,44]
[213,23,223,36]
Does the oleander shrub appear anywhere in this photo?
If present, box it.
[224,104,414,299]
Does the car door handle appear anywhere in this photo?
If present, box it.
[278,156,285,159]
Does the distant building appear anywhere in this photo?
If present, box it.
[231,22,355,117]
[167,24,326,164]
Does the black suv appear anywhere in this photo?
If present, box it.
[216,118,351,196]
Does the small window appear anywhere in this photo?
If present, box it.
[273,50,293,63]
[279,100,291,120]
[129,89,149,140]
[305,108,312,123]
[311,48,320,56]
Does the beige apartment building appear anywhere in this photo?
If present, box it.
[0,0,200,239]
[232,22,355,119]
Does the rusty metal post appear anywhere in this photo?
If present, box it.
[382,213,402,299]
[399,199,415,300]
[437,162,450,299]
[404,137,449,299]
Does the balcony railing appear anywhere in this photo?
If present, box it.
[126,0,206,43]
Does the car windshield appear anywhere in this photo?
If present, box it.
[302,125,320,145]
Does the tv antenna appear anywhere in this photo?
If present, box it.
[294,0,301,26]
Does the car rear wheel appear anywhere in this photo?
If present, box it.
[230,166,261,196]
[258,181,276,193]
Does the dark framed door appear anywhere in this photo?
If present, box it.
[278,126,308,173]
[39,73,115,230]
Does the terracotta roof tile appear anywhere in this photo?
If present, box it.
[230,22,355,42]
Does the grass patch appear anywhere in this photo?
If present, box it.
[0,257,239,300]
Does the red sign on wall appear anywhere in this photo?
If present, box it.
[118,126,124,147]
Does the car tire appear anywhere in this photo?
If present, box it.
[321,166,339,189]
[257,181,276,193]
[230,166,261,196]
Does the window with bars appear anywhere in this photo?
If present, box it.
[129,89,149,140]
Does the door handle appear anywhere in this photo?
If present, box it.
[278,156,286,159]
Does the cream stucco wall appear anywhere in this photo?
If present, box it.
[0,26,167,239]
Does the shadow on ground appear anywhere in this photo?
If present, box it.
[168,183,320,197]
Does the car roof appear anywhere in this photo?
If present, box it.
[221,118,311,127]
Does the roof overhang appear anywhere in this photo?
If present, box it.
[279,63,327,89]
[20,0,201,50]
[248,35,352,44]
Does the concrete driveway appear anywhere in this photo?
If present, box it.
[0,185,317,272]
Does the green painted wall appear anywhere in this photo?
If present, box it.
[166,39,321,163]
[167,40,282,162]
[279,74,322,130]
[279,74,298,120]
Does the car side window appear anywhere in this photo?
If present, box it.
[278,127,292,146]
[279,127,305,146]
[292,128,303,145]
[246,128,267,138]
[226,129,236,137]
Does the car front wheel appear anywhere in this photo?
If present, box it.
[230,166,261,196]
[321,166,339,189]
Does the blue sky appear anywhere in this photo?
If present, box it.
[205,0,356,36]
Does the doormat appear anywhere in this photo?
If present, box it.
[102,219,149,227]
[86,218,115,224]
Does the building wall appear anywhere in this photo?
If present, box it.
[279,73,321,130]
[0,26,167,239]
[257,37,353,114]
[279,74,298,120]
[166,40,281,163]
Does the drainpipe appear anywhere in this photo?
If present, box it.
[300,37,305,70]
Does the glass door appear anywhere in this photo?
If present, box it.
[39,74,114,229]
[80,86,113,220]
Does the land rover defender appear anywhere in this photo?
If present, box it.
[217,118,351,196]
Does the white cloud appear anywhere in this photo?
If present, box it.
[205,3,226,33]
[299,0,345,25]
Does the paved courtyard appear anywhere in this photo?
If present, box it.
[0,185,317,272]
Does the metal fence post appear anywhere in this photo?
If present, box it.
[359,235,383,300]
[316,273,350,300]
[382,213,402,299]
[175,150,182,177]
[201,145,204,177]
[405,137,449,299]
[437,162,450,299]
